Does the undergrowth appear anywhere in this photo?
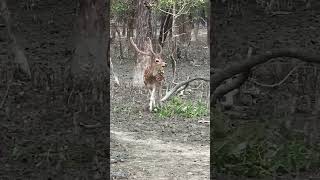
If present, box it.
[156,96,208,118]
[213,115,320,178]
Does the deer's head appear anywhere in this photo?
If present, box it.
[130,37,167,69]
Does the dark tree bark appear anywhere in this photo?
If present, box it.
[0,0,31,78]
[64,0,110,178]
[71,0,108,76]
[209,0,217,68]
[67,0,109,113]
[106,0,110,67]
[209,1,219,178]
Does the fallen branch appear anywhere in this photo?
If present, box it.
[211,48,320,105]
[212,72,249,102]
[211,47,252,102]
[161,77,209,102]
[249,64,302,88]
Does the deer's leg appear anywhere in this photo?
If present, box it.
[152,85,157,109]
[149,85,156,112]
[154,86,159,108]
[158,85,163,107]
[149,90,153,112]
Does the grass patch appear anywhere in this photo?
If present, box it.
[156,96,208,118]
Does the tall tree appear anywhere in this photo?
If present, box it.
[209,0,217,68]
[132,0,153,87]
[71,0,108,77]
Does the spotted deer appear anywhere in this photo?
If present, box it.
[130,37,167,112]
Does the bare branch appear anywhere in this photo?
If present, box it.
[161,77,209,102]
[249,64,302,88]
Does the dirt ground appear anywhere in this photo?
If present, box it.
[110,29,210,179]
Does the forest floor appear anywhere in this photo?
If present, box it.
[110,29,210,179]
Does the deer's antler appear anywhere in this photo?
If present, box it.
[130,37,151,56]
[158,43,163,54]
[147,37,156,55]
[147,37,163,54]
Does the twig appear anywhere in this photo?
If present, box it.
[198,120,210,124]
[271,11,292,16]
[79,122,102,128]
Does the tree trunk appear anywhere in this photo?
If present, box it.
[126,1,136,40]
[177,14,192,44]
[71,0,108,77]
[209,1,218,68]
[0,0,31,78]
[112,22,124,59]
[64,1,110,178]
[135,0,152,50]
[192,20,200,41]
[132,0,153,87]
[126,1,136,57]
[127,17,134,39]
[158,10,172,47]
[171,2,178,59]
[122,19,126,36]
[110,21,116,41]
[209,1,223,177]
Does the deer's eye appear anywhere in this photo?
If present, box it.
[155,59,160,63]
